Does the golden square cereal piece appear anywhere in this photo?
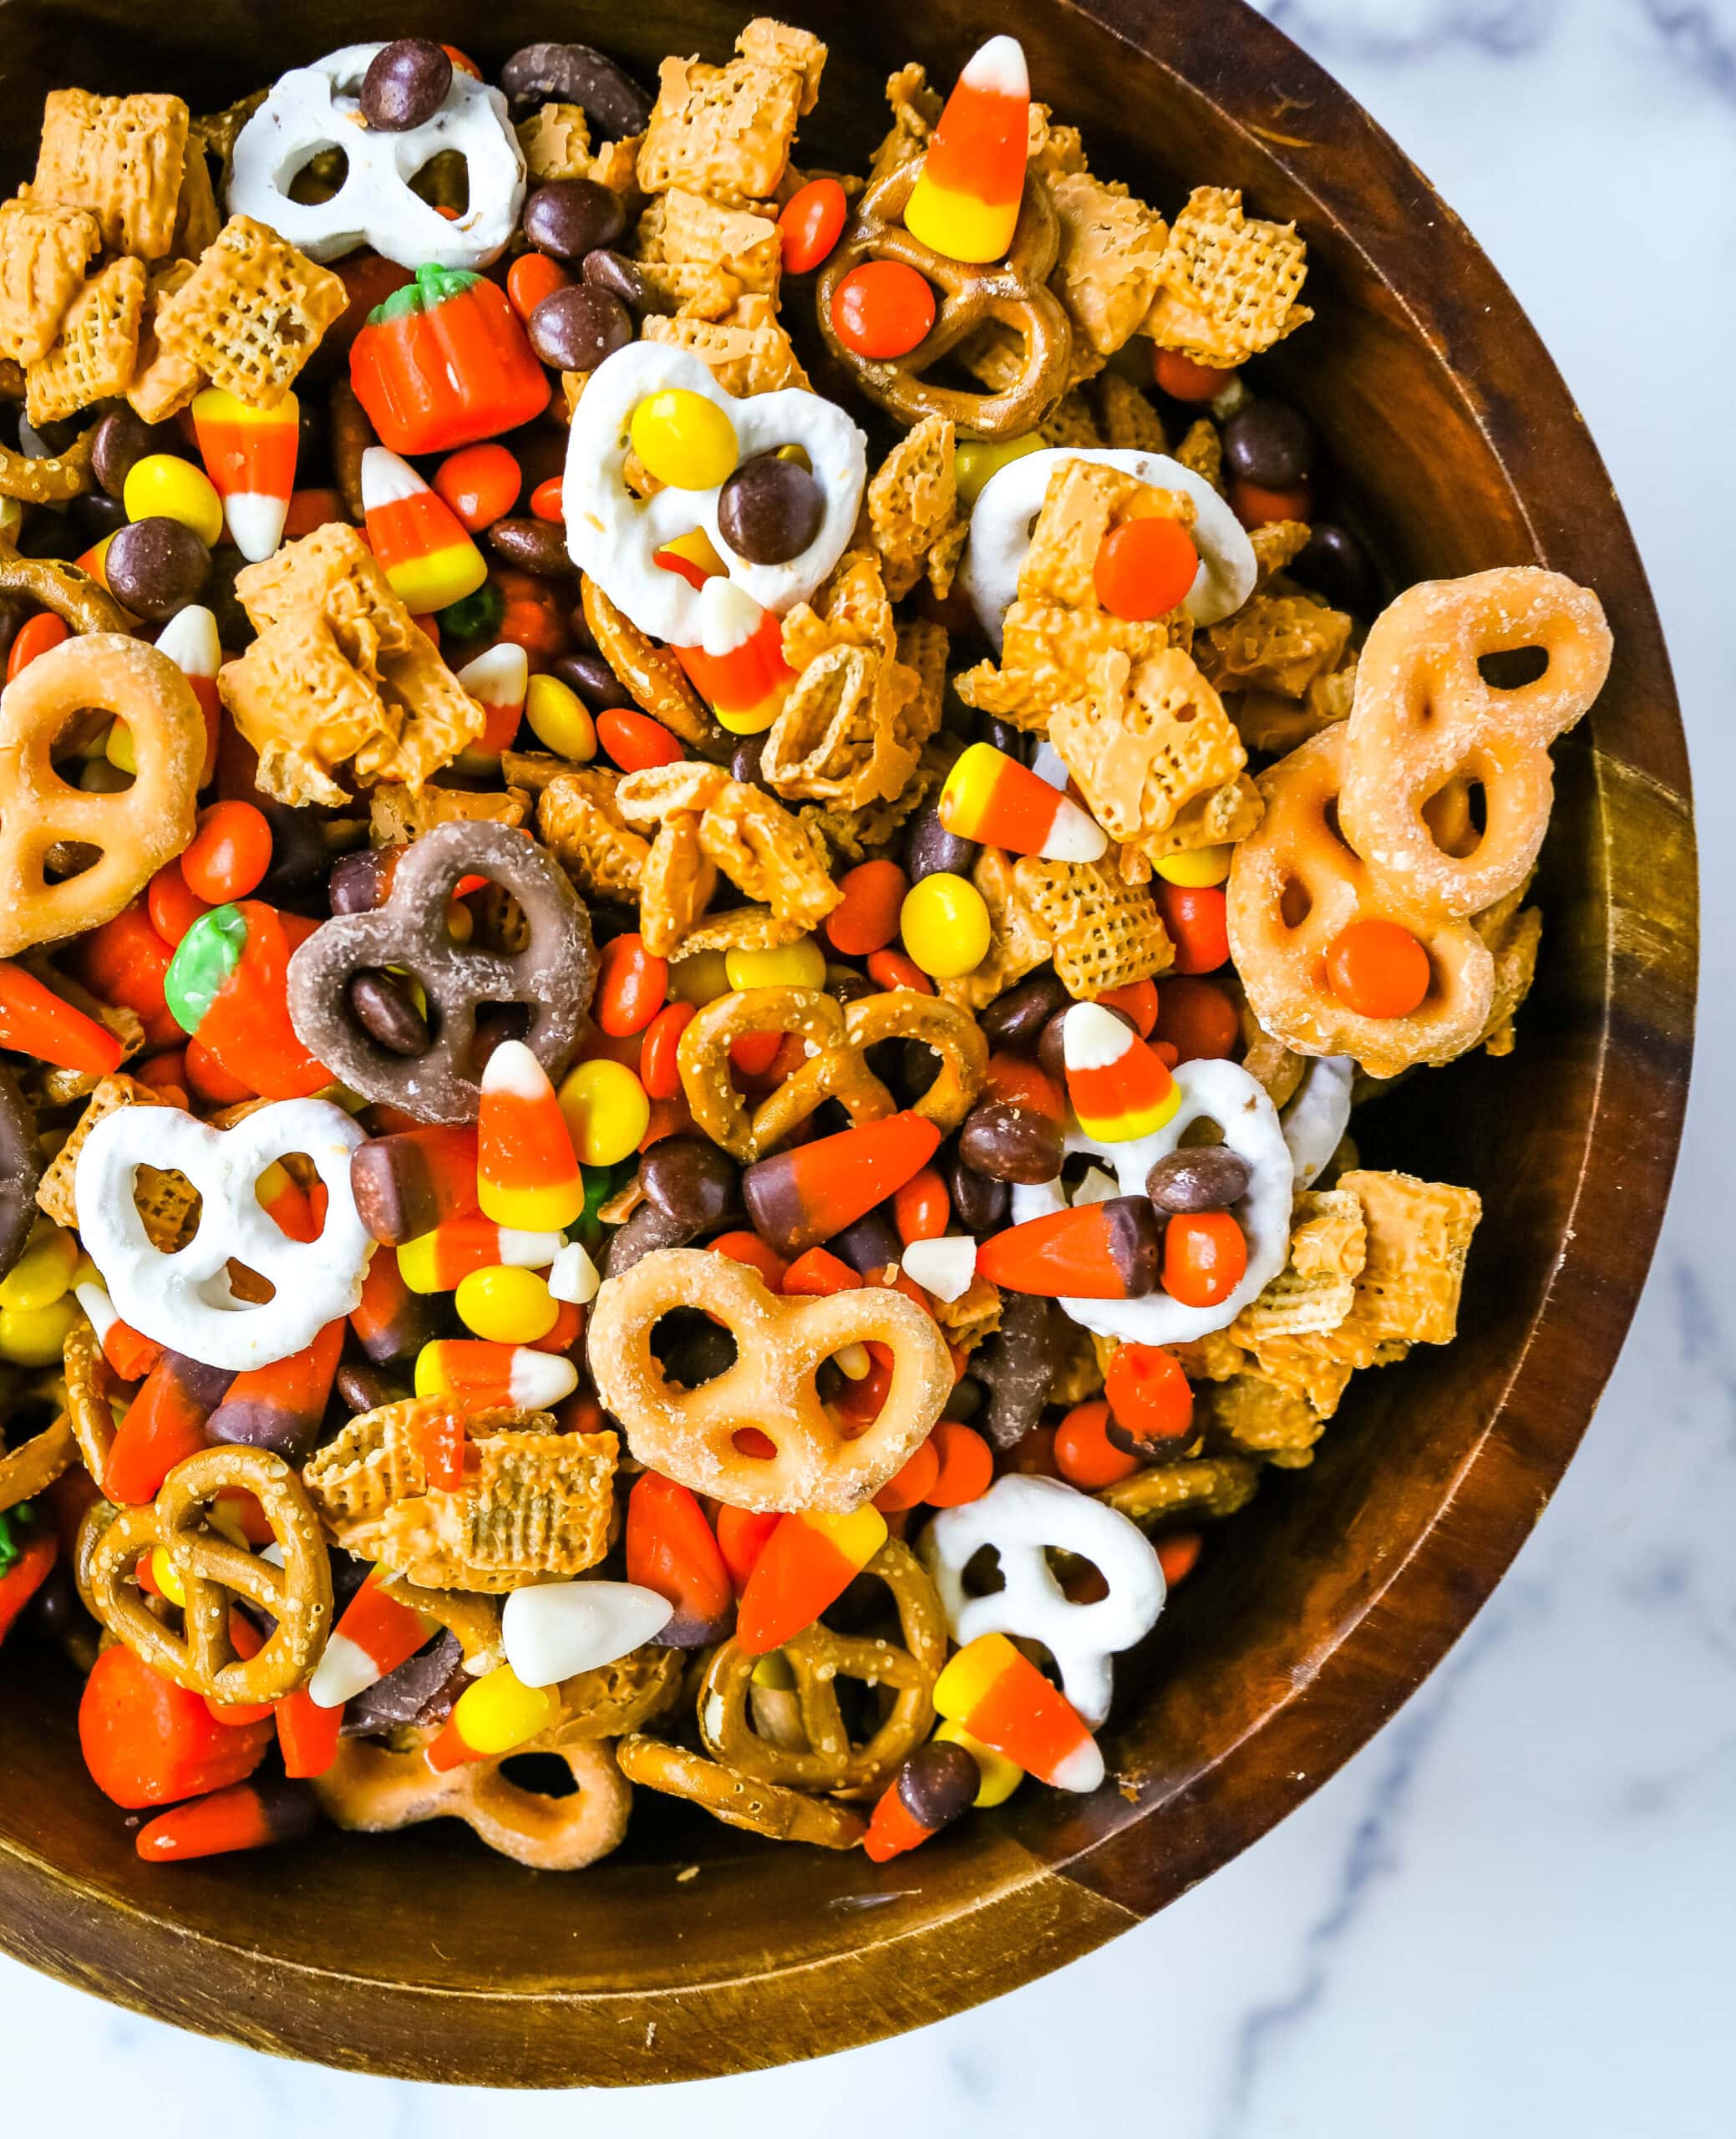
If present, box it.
[1027,460,1178,610]
[1473,888,1541,1058]
[632,255,744,323]
[1174,416,1223,491]
[1027,104,1089,184]
[221,612,397,809]
[378,1429,619,1589]
[799,740,947,864]
[698,780,840,932]
[302,1397,442,1528]
[615,760,731,827]
[369,783,530,846]
[1050,646,1250,868]
[637,43,807,205]
[897,616,949,744]
[31,89,189,259]
[938,846,1054,1013]
[1038,386,1104,444]
[519,102,592,181]
[1048,1315,1104,1408]
[1229,1337,1355,1423]
[586,135,645,197]
[24,256,145,428]
[1249,519,1312,584]
[929,1274,1003,1356]
[870,64,942,184]
[1199,589,1353,700]
[1231,1186,1368,1346]
[781,550,898,668]
[1143,185,1312,366]
[639,818,718,958]
[538,768,654,902]
[0,199,102,368]
[1195,1370,1326,1466]
[678,902,805,956]
[1050,172,1170,357]
[761,643,916,810]
[866,414,963,602]
[1093,372,1168,453]
[649,188,782,301]
[127,260,204,424]
[736,18,828,112]
[372,627,489,790]
[155,214,346,409]
[1320,1169,1481,1358]
[36,1074,194,1249]
[641,302,809,395]
[1013,853,1174,999]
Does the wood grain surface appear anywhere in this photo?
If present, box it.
[0,0,1698,2086]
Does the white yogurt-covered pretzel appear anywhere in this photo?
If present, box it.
[562,343,867,648]
[962,446,1256,648]
[75,1097,372,1371]
[1009,1056,1293,1344]
[228,44,526,270]
[921,1474,1165,1727]
[1280,1054,1354,1188]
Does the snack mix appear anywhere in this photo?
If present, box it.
[0,25,1612,1874]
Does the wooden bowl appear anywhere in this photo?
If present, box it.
[0,0,1696,2086]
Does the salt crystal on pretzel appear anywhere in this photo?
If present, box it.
[74,1096,371,1372]
[228,44,526,270]
[563,343,865,648]
[922,1474,1164,1727]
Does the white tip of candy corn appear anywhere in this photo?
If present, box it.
[900,1234,978,1303]
[962,35,1029,99]
[697,574,764,658]
[308,1630,384,1710]
[155,602,220,679]
[360,445,425,511]
[1049,1734,1106,1795]
[481,1038,551,1100]
[1043,794,1108,864]
[508,1347,580,1408]
[224,491,288,564]
[1063,1001,1135,1075]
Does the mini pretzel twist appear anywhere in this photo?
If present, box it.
[314,1729,632,1871]
[816,155,1074,440]
[698,1540,947,1798]
[586,1247,952,1513]
[1339,567,1612,921]
[0,632,205,956]
[0,1397,76,1514]
[615,1734,867,1850]
[678,984,987,1162]
[84,1445,332,1703]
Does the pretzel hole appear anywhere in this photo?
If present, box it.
[1423,778,1486,857]
[286,144,349,205]
[732,1429,778,1461]
[498,1753,580,1799]
[1478,645,1548,691]
[1177,1115,1226,1151]
[649,1306,739,1390]
[410,150,470,218]
[1279,876,1312,928]
[877,1037,944,1108]
[226,1262,276,1304]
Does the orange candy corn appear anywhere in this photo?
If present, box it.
[938,742,1105,862]
[478,1039,585,1232]
[413,1338,578,1410]
[1062,1001,1181,1143]
[454,642,528,766]
[73,1278,164,1384]
[933,1631,1104,1792]
[736,1506,887,1655]
[308,1567,434,1709]
[275,1687,344,1778]
[206,1317,343,1464]
[155,604,221,786]
[673,582,795,736]
[361,446,487,614]
[191,387,298,562]
[863,1738,981,1862]
[902,36,1030,263]
[351,1124,480,1247]
[398,1212,565,1293]
[135,1777,317,1861]
[977,1197,1162,1300]
[626,1472,733,1645]
[103,1352,233,1506]
[741,1110,942,1259]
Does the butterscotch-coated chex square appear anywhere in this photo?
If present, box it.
[381,1430,618,1589]
[1472,886,1541,1058]
[31,89,188,259]
[1050,646,1251,868]
[637,30,814,206]
[650,189,782,302]
[1199,589,1353,699]
[1013,854,1175,999]
[1231,1187,1368,1345]
[220,610,400,809]
[937,846,1053,1012]
[155,214,346,409]
[639,819,719,958]
[1050,172,1170,356]
[1094,372,1168,452]
[24,255,146,426]
[698,780,840,932]
[519,103,593,181]
[126,259,204,424]
[1195,1372,1326,1466]
[368,782,530,846]
[641,304,809,394]
[537,769,654,903]
[0,199,101,367]
[866,414,964,601]
[1144,185,1312,365]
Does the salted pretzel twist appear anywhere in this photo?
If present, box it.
[586,1247,952,1513]
[678,984,987,1162]
[84,1445,332,1702]
[615,1734,867,1850]
[698,1541,947,1798]
[816,155,1074,439]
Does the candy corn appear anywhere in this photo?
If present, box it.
[477,1039,585,1232]
[736,1506,887,1654]
[625,1472,733,1646]
[1062,1002,1181,1143]
[348,1247,442,1366]
[0,959,124,1075]
[155,603,221,786]
[673,580,795,736]
[425,1663,555,1772]
[103,1350,235,1505]
[397,1213,565,1293]
[275,1687,344,1778]
[350,1124,480,1246]
[361,446,488,614]
[454,642,528,766]
[938,742,1106,862]
[191,387,298,563]
[652,526,728,588]
[932,1631,1104,1792]
[135,1776,317,1861]
[412,1338,579,1410]
[977,1197,1161,1299]
[206,1318,344,1464]
[73,1278,164,1384]
[308,1568,434,1710]
[741,1110,942,1260]
[501,1578,673,1687]
[864,1739,982,1862]
[901,36,1030,264]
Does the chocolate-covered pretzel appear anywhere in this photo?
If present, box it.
[0,1063,42,1283]
[287,821,596,1125]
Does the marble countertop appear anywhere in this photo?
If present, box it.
[5,3,1730,2131]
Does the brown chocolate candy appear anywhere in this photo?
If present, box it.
[0,1063,42,1283]
[286,821,595,1125]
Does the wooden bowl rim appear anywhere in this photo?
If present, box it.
[0,0,1698,2084]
